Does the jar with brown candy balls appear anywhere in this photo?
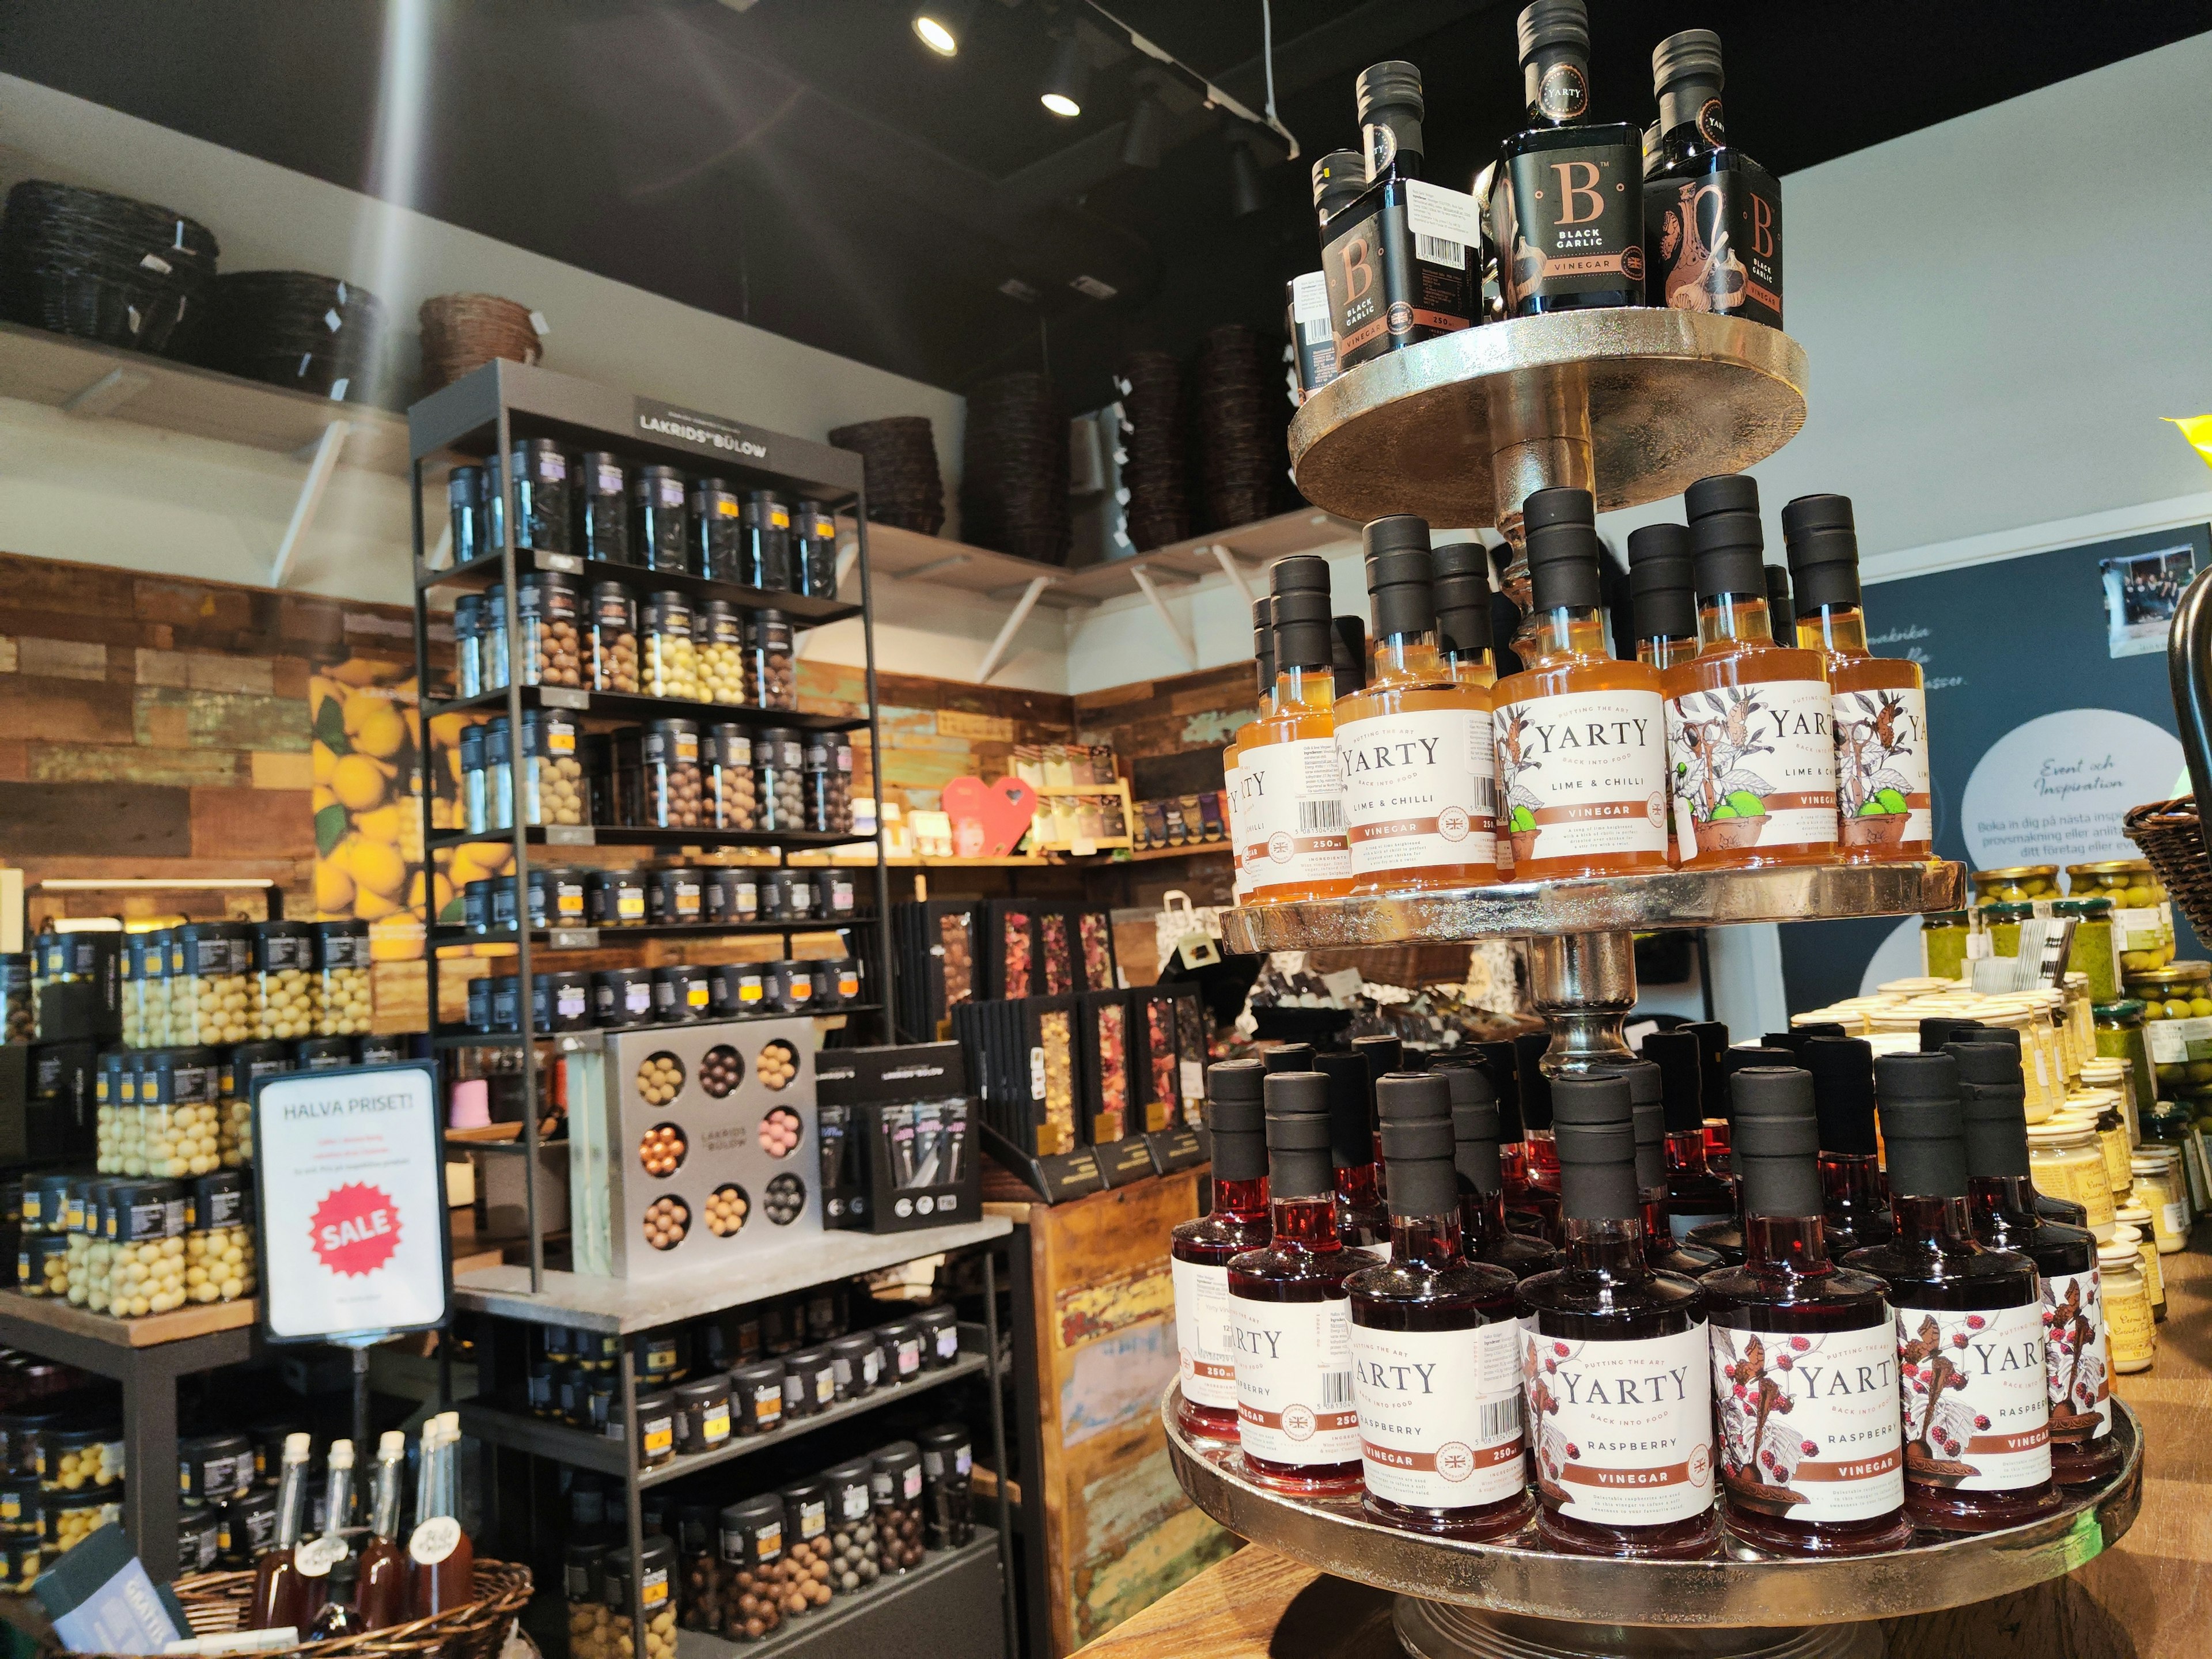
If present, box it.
[752,729,806,832]
[820,1459,880,1594]
[642,721,704,830]
[676,1505,725,1632]
[518,571,582,687]
[868,1442,926,1572]
[706,725,759,830]
[777,1478,836,1613]
[590,584,640,694]
[520,707,587,827]
[746,610,797,710]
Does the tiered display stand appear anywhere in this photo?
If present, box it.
[1169,312,2145,1658]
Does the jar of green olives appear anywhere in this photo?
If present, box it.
[2069,859,2174,970]
[1972,863,2060,903]
[2127,961,2212,1099]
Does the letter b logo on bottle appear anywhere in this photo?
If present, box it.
[1550,161,1605,226]
[1339,236,1374,305]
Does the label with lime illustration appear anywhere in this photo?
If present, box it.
[1666,678,1839,858]
[1831,685,1930,847]
[1491,688,1668,865]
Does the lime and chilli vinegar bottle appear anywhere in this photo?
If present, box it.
[1641,1031,1736,1241]
[1783,493,1933,861]
[1490,0,1646,317]
[1628,523,1697,863]
[1664,474,1840,869]
[1228,1071,1361,1493]
[1243,559,1354,904]
[1337,517,1499,895]
[1491,487,1673,880]
[1643,29,1782,325]
[1346,1073,1532,1540]
[1842,1053,2062,1533]
[1431,540,1505,875]
[1626,1058,1722,1275]
[1319,1053,1390,1259]
[1517,1073,1719,1559]
[1702,1067,1912,1556]
[1171,1059,1270,1440]
[1445,1061,1559,1279]
[1225,596,1274,904]
[1952,1040,2123,1488]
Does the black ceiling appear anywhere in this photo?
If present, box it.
[5,1,2209,415]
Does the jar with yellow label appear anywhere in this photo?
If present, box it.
[1974,864,2061,902]
[2143,1098,2209,1215]
[2115,1205,2165,1317]
[2028,1120,2115,1238]
[2070,1090,2132,1196]
[2055,897,2122,1002]
[1980,1002,2061,1119]
[2126,961,2212,1099]
[2098,1235,2153,1373]
[2069,858,2173,969]
[2062,976,2096,1080]
[2080,1056,2138,1145]
[2130,1152,2189,1251]
[1921,910,1971,983]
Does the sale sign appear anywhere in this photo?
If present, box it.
[252,1062,450,1342]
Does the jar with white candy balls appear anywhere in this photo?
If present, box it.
[139,929,173,1046]
[250,921,319,1041]
[138,1048,222,1179]
[175,923,252,1047]
[219,1042,290,1168]
[107,1178,188,1318]
[94,1051,131,1175]
[185,1171,256,1304]
[314,921,372,1039]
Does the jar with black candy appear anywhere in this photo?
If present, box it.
[577,452,631,565]
[632,466,688,574]
[690,478,743,583]
[793,501,838,599]
[706,725,759,831]
[593,968,654,1028]
[634,1328,689,1386]
[453,592,484,699]
[868,1442,925,1571]
[753,730,806,831]
[828,1331,880,1400]
[567,1541,616,1659]
[730,1361,784,1437]
[532,972,594,1035]
[646,867,704,927]
[746,612,797,711]
[510,437,570,554]
[915,1305,960,1370]
[641,720,704,830]
[590,583,640,694]
[741,493,792,591]
[633,1389,677,1470]
[643,592,700,701]
[877,1319,924,1385]
[801,737,838,834]
[449,464,490,569]
[697,602,747,706]
[916,1422,974,1548]
[518,571,582,688]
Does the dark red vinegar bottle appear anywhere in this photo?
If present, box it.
[1843,1052,2061,1533]
[1353,1033,1402,1182]
[1627,1058,1722,1275]
[1684,1046,1794,1263]
[1955,1024,2091,1229]
[1444,1063,1559,1279]
[1950,1041,2123,1488]
[1228,1071,1361,1493]
[1319,1053,1390,1259]
[1702,1067,1912,1555]
[1642,1032,1734,1240]
[1474,1040,1545,1237]
[1347,1073,1532,1539]
[1513,1031,1562,1241]
[1683,1019,1733,1174]
[1172,1059,1270,1441]
[1518,1073,1718,1559]
[1804,1037,1893,1252]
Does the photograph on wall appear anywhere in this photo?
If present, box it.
[2099,542,2198,658]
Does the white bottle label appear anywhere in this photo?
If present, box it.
[1232,1293,1358,1468]
[1893,1300,2051,1492]
[1666,677,1839,856]
[1493,688,1669,864]
[1711,1321,1904,1524]
[1831,685,1931,849]
[1352,1320,1524,1510]
[2040,1268,2111,1440]
[408,1515,462,1565]
[1338,704,1497,876]
[1240,737,1351,894]
[1223,759,1246,899]
[1172,1256,1239,1411]
[1521,1321,1714,1526]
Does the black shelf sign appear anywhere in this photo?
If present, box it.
[634,396,774,467]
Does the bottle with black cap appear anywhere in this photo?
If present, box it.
[1353,1033,1403,1183]
[1682,1045,1796,1263]
[1625,1058,1723,1274]
[1262,1043,1315,1075]
[1474,1039,1546,1234]
[1763,565,1794,632]
[1683,1018,1731,1152]
[1488,0,1645,317]
[1802,1036,1895,1253]
[1227,1070,1361,1492]
[1641,1031,1735,1238]
[1784,492,1933,861]
[1444,1062,1559,1278]
[1952,1024,2089,1227]
[1291,151,1362,402]
[1241,558,1353,904]
[1702,1066,1912,1555]
[1346,1073,1531,1539]
[1225,597,1275,902]
[1320,62,1475,374]
[1337,517,1499,893]
[1434,539,1505,873]
[1843,1052,2061,1532]
[1490,487,1671,880]
[1513,1030,1563,1241]
[1950,1040,2122,1488]
[1628,525,1698,675]
[1663,473,1840,869]
[1643,29,1782,326]
[1519,1073,1718,1558]
[1318,1053,1389,1258]
[1172,1062,1271,1441]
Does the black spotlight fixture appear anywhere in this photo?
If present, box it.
[1121,85,1171,168]
[1228,131,1268,217]
[1040,32,1089,118]
[910,0,975,56]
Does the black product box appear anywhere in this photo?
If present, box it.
[1131,984,1207,1133]
[0,1040,97,1167]
[982,900,1042,1001]
[1035,904,1082,998]
[1077,989,1136,1146]
[891,900,980,1041]
[814,1042,982,1233]
[1075,907,1118,993]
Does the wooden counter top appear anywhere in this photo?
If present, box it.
[1082,1236,2212,1659]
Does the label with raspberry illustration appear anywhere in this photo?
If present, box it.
[1172,1256,1238,1411]
[1521,1321,1714,1525]
[1337,704,1498,877]
[1711,1321,1904,1523]
[1231,1293,1358,1468]
[1493,689,1669,866]
[2040,1270,2111,1442]
[1893,1300,2051,1493]
[1351,1320,1524,1510]
[1831,686,1930,848]
[1666,677,1839,858]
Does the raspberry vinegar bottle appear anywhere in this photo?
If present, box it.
[1171,1060,1270,1441]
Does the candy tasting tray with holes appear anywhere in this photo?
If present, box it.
[593,1017,823,1282]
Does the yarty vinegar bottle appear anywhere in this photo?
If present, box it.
[1641,1031,1736,1240]
[1806,1036,1893,1252]
[1225,598,1275,904]
[1626,1059,1722,1275]
[1319,1053,1391,1259]
[1445,1061,1559,1279]
[1172,1060,1270,1441]
[1628,524,1698,864]
[1243,560,1353,905]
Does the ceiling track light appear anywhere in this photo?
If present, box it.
[1040,32,1090,119]
[1120,84,1170,168]
[911,0,975,58]
[1226,132,1267,217]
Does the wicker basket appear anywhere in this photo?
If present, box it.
[144,1559,533,1659]
[418,293,541,392]
[2123,797,2212,938]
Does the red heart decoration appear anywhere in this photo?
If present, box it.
[941,775,1038,858]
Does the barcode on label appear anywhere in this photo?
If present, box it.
[1470,777,1497,816]
[1320,1371,1355,1407]
[1297,797,1345,832]
[1478,1395,1522,1441]
[1416,234,1464,265]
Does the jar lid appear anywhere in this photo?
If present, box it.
[47,1487,118,1512]
[914,1305,956,1330]
[785,1345,830,1369]
[180,1430,252,1458]
[915,1421,970,1455]
[2109,1221,2142,1244]
[2054,896,2114,916]
[2027,1122,2095,1146]
[294,1036,354,1067]
[1977,901,2032,920]
[730,1359,785,1388]
[672,1375,729,1404]
[1976,864,2060,880]
[821,1456,873,1491]
[46,1422,120,1450]
[2097,1238,2141,1268]
[2067,859,2153,877]
[2066,1089,2120,1111]
[2092,998,2146,1019]
[827,1331,876,1357]
[636,464,684,483]
[775,1475,826,1505]
[873,1441,922,1475]
[2125,961,2210,986]
[1920,910,1969,925]
[2130,1153,2173,1169]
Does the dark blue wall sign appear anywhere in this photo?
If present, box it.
[1779,524,2211,1012]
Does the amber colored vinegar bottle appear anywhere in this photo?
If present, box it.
[1843,1054,2062,1533]
[352,1430,411,1630]
[1702,1066,1912,1555]
[1444,1062,1560,1279]
[1783,493,1933,862]
[1628,524,1698,863]
[1951,1041,2124,1488]
[1662,474,1839,871]
[1491,488,1672,881]
[1320,1054,1390,1258]
[1518,1074,1718,1559]
[1225,599,1274,905]
[1346,1073,1532,1539]
[1172,1059,1270,1441]
[249,1432,316,1631]
[1339,517,1498,895]
[1641,1032,1736,1239]
[1433,541,1506,877]
[409,1415,476,1618]
[1227,1071,1361,1493]
[1626,1059,1722,1275]
[1243,559,1354,905]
